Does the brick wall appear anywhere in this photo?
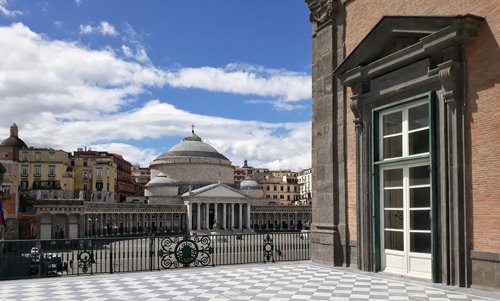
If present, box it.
[343,0,500,252]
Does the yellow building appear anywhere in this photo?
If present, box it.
[71,155,117,202]
[18,148,74,199]
[262,171,300,205]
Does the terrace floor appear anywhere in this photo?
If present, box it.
[1,261,499,301]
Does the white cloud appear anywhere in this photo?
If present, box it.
[75,0,82,7]
[165,64,311,105]
[122,44,149,63]
[79,24,92,34]
[0,23,312,170]
[79,21,119,36]
[0,0,22,16]
[54,21,64,28]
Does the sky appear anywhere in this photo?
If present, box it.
[0,0,313,171]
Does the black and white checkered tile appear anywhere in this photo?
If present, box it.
[1,263,498,300]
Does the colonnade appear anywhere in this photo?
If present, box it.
[85,212,187,237]
[190,202,251,231]
[250,212,310,230]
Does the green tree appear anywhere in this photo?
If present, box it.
[19,188,35,212]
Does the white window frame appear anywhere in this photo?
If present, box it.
[97,169,102,179]
[34,166,41,177]
[21,166,28,177]
[378,99,430,162]
[22,152,28,161]
[83,171,88,180]
[49,166,55,177]
[35,152,41,162]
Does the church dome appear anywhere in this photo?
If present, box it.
[145,173,178,187]
[238,176,262,190]
[1,123,27,148]
[155,130,229,161]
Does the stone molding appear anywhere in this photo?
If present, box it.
[334,15,483,286]
[305,0,337,24]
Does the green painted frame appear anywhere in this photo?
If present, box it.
[371,92,438,281]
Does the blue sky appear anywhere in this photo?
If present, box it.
[0,0,312,170]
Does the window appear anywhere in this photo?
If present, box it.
[287,195,290,200]
[83,183,88,191]
[49,166,55,177]
[2,185,10,196]
[287,186,290,192]
[97,169,102,179]
[35,152,41,162]
[266,195,270,198]
[83,161,87,167]
[22,152,28,161]
[107,183,109,191]
[376,97,432,278]
[34,166,41,177]
[21,181,28,190]
[273,195,277,199]
[49,153,55,162]
[83,171,88,180]
[21,166,28,176]
[280,195,284,199]
[71,160,75,166]
[266,186,270,191]
[280,186,283,191]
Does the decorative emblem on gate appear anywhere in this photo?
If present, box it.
[158,236,213,268]
[263,234,275,263]
[77,239,94,273]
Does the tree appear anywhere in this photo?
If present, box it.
[19,188,35,212]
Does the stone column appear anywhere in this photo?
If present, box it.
[51,213,56,239]
[222,203,227,230]
[247,204,251,229]
[205,203,210,230]
[238,203,242,230]
[230,203,234,230]
[197,203,201,231]
[186,202,192,234]
[214,203,218,228]
[65,213,70,239]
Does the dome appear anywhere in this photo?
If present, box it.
[155,130,229,161]
[145,173,178,187]
[0,136,27,148]
[1,123,27,148]
[238,176,262,190]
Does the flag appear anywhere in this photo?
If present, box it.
[0,202,5,226]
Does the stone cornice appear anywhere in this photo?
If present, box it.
[305,0,337,24]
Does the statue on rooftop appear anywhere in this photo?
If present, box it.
[213,219,219,231]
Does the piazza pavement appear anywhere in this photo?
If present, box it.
[1,261,499,301]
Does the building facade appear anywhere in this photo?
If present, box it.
[305,0,500,290]
[0,123,26,239]
[298,168,312,204]
[263,171,300,205]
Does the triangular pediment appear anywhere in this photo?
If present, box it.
[334,15,483,77]
[181,183,248,198]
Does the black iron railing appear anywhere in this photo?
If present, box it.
[0,232,310,280]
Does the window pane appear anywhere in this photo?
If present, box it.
[384,189,403,208]
[384,210,404,229]
[410,187,430,208]
[410,210,431,230]
[383,111,402,135]
[410,233,431,253]
[385,231,404,251]
[383,136,403,159]
[410,165,429,186]
[384,169,403,187]
[410,187,431,208]
[409,104,429,131]
[409,129,429,155]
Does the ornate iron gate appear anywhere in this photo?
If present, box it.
[158,236,214,269]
